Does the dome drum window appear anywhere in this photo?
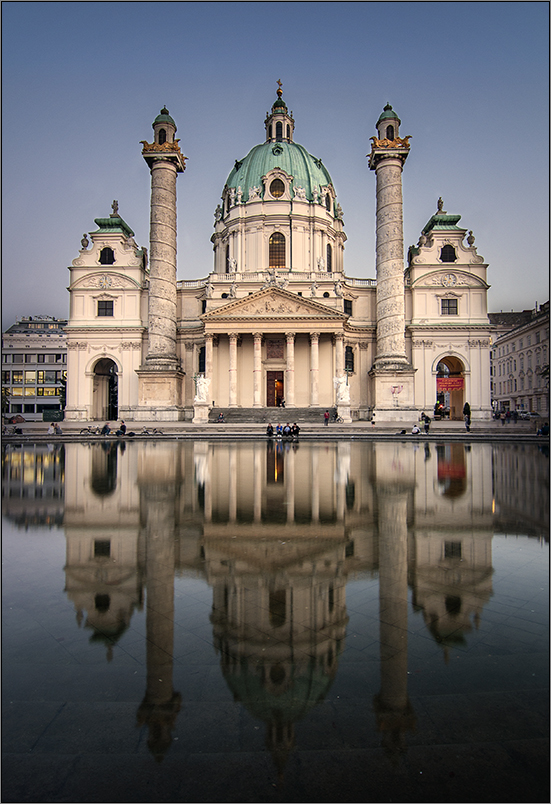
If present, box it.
[270,179,285,199]
[269,233,286,270]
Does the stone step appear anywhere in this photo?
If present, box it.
[209,407,335,423]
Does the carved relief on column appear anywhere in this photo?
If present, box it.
[310,332,320,407]
[228,334,238,407]
[285,332,296,407]
[374,158,409,368]
[253,332,263,408]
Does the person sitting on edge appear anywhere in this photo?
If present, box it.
[537,422,549,436]
[47,423,55,435]
[291,423,300,438]
[283,423,291,437]
[411,424,420,434]
[217,413,225,423]
[116,420,126,436]
[276,424,283,437]
[266,423,274,437]
[54,423,63,435]
[101,422,111,436]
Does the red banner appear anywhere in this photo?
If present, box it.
[437,377,464,391]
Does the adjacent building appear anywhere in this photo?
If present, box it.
[2,315,67,421]
[64,89,494,423]
[490,301,549,416]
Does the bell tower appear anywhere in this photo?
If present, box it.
[136,108,187,419]
[368,104,416,421]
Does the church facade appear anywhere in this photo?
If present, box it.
[64,88,492,423]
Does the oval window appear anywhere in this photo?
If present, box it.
[270,179,285,198]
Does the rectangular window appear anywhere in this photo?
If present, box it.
[37,354,45,363]
[24,371,36,384]
[24,388,35,397]
[97,300,114,317]
[55,354,63,362]
[12,371,23,384]
[25,354,34,363]
[445,541,462,559]
[11,404,22,413]
[94,540,111,557]
[12,387,23,397]
[23,404,35,413]
[527,335,531,346]
[198,346,206,374]
[344,299,353,316]
[2,371,10,383]
[47,354,56,363]
[12,354,23,363]
[441,298,458,315]
[536,332,540,343]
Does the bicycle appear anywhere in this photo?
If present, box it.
[79,425,102,435]
[332,413,344,423]
[141,426,164,435]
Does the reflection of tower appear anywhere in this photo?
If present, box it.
[136,108,187,419]
[373,484,416,759]
[136,447,182,760]
[368,104,416,421]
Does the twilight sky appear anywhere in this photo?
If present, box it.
[2,1,549,326]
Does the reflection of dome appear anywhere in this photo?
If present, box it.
[222,656,337,724]
[225,141,334,203]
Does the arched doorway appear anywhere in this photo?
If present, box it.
[92,358,118,421]
[436,356,465,420]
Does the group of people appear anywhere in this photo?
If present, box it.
[266,422,300,439]
[411,414,431,435]
[102,421,127,436]
[46,422,63,435]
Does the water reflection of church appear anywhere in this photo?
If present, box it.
[3,439,547,766]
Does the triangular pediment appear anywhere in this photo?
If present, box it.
[202,287,348,321]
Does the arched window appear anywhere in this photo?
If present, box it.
[326,244,332,272]
[268,125,272,140]
[270,178,285,198]
[226,195,230,214]
[286,125,290,140]
[325,194,332,212]
[386,124,394,140]
[269,233,285,270]
[99,247,115,265]
[345,345,354,373]
[276,121,283,141]
[440,245,457,262]
[158,128,166,145]
[225,245,230,274]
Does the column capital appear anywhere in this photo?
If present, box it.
[229,333,239,343]
[253,332,263,343]
[333,332,345,344]
[310,332,320,342]
[285,331,296,341]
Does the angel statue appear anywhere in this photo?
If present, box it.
[333,375,350,404]
[194,375,210,403]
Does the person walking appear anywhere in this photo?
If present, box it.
[463,402,471,432]
[423,414,431,435]
[324,410,330,426]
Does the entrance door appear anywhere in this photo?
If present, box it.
[267,371,284,407]
[92,358,118,421]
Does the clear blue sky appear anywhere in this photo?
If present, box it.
[2,1,549,325]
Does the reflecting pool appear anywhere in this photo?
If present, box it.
[2,439,549,803]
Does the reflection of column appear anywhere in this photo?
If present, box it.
[229,334,238,407]
[373,486,415,757]
[136,484,181,760]
[205,334,214,386]
[254,443,262,522]
[310,332,320,407]
[229,445,237,522]
[253,333,262,408]
[311,447,319,523]
[286,448,295,523]
[285,332,295,407]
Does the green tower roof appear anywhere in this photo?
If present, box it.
[153,106,176,128]
[92,216,135,238]
[377,103,401,126]
[225,141,334,203]
[422,213,462,234]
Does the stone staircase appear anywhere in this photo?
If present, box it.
[208,406,334,424]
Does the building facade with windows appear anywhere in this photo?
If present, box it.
[64,90,493,423]
[2,316,67,421]
[490,301,549,416]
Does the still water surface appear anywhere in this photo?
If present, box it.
[2,439,549,802]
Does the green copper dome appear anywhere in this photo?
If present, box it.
[153,107,176,128]
[225,140,334,202]
[377,103,401,126]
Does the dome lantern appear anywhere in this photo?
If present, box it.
[376,103,401,141]
[265,80,295,144]
[152,106,177,146]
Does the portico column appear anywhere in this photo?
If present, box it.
[205,334,214,383]
[253,333,262,407]
[286,448,295,523]
[253,443,262,521]
[335,333,345,376]
[311,446,320,523]
[229,334,238,407]
[229,445,237,522]
[285,332,296,407]
[310,332,320,406]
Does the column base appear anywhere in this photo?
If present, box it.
[136,366,185,420]
[337,404,352,423]
[369,366,417,423]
